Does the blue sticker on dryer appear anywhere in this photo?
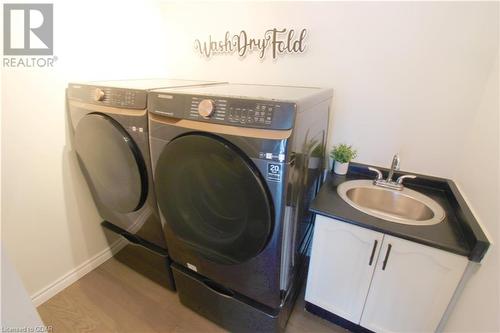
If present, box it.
[267,163,282,182]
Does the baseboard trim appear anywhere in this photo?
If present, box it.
[31,238,127,307]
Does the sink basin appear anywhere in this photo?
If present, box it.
[337,180,445,225]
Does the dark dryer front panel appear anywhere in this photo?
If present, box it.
[67,99,168,251]
[74,113,148,214]
[149,116,291,309]
[155,133,273,265]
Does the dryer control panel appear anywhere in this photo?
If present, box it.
[150,93,296,130]
[67,84,147,109]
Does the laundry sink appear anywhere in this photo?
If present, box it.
[337,180,445,225]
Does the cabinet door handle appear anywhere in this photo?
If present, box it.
[382,244,392,270]
[368,240,378,266]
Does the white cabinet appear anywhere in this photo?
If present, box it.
[360,235,468,333]
[305,216,468,332]
[305,215,384,323]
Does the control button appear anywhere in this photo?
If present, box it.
[94,88,105,102]
[198,99,215,118]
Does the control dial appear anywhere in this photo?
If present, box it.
[198,99,215,118]
[94,88,105,102]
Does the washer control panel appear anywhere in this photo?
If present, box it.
[67,84,147,109]
[227,103,275,127]
[151,93,295,130]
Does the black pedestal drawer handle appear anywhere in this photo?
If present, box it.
[202,279,234,298]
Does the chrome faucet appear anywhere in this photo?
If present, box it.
[386,154,400,182]
[368,154,416,191]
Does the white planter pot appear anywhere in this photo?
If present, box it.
[334,161,349,175]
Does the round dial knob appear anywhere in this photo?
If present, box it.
[94,88,105,102]
[198,99,215,118]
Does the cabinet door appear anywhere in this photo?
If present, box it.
[360,235,468,333]
[305,215,384,323]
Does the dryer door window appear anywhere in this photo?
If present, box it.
[74,113,147,213]
[155,133,273,265]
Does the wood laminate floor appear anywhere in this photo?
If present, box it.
[38,257,346,333]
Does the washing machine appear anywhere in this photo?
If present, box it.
[66,79,222,290]
[148,83,332,331]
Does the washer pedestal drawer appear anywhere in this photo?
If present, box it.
[172,263,282,333]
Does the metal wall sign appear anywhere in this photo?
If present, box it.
[194,28,307,60]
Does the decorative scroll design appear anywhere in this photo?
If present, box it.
[194,28,307,60]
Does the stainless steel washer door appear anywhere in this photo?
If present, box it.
[74,113,147,213]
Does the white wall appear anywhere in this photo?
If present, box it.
[1,0,170,298]
[444,52,500,332]
[159,1,498,177]
[1,1,498,330]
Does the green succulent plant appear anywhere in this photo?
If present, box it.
[330,144,357,163]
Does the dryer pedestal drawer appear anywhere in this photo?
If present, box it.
[102,222,175,291]
[114,242,175,291]
[172,264,282,333]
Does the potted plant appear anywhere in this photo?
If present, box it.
[309,144,324,169]
[330,143,357,175]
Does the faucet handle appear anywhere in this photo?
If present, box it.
[396,174,417,185]
[368,167,383,181]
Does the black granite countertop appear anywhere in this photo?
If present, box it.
[311,163,489,262]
